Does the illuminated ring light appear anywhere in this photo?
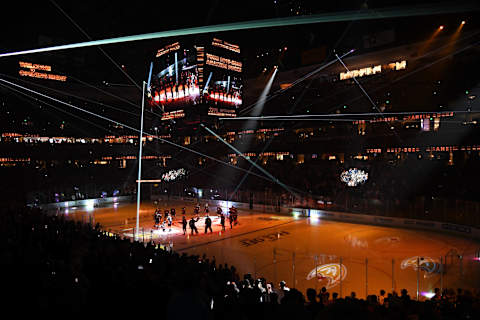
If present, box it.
[340,168,368,187]
[306,263,347,289]
[161,168,186,182]
[401,256,440,277]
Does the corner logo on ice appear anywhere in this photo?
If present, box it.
[306,263,347,289]
[401,256,440,276]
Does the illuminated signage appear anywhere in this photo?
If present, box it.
[156,42,180,57]
[196,46,204,86]
[161,110,185,120]
[19,62,51,71]
[339,60,406,80]
[212,38,240,53]
[18,61,67,81]
[366,144,480,154]
[206,53,242,72]
[208,107,236,117]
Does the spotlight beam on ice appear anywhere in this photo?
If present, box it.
[1,4,478,57]
[201,124,298,197]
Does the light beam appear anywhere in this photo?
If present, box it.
[1,4,477,58]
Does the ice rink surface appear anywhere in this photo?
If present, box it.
[62,200,480,299]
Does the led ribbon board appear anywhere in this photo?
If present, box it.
[18,61,67,81]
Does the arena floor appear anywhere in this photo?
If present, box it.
[61,200,480,299]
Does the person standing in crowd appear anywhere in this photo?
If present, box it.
[204,215,213,233]
[164,209,169,220]
[379,289,386,305]
[182,215,188,235]
[318,287,328,305]
[181,207,186,216]
[189,216,199,235]
[170,207,176,219]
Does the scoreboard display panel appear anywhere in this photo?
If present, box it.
[149,37,242,119]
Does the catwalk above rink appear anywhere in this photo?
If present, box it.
[62,200,480,300]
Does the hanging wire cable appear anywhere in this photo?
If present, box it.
[238,30,480,119]
[0,78,300,187]
[201,124,298,197]
[0,73,140,117]
[3,81,239,189]
[49,0,167,115]
[2,82,118,135]
[239,49,354,115]
[49,0,141,91]
[320,37,480,116]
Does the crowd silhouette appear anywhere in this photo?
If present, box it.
[1,206,479,319]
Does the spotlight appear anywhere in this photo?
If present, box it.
[439,25,444,30]
[461,21,466,25]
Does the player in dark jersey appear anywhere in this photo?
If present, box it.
[205,215,213,233]
[182,215,188,235]
[189,216,199,235]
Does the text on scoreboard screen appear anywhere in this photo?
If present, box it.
[206,53,242,73]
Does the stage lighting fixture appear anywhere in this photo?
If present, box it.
[461,20,466,25]
[439,25,444,30]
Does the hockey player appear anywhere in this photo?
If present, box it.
[182,215,188,235]
[153,209,160,228]
[219,213,226,231]
[205,215,213,233]
[229,212,234,229]
[167,214,173,232]
[189,216,199,235]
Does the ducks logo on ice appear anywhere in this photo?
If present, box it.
[401,256,441,277]
[306,263,347,289]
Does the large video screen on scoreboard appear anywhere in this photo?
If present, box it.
[149,39,242,117]
[203,67,242,107]
[150,43,200,111]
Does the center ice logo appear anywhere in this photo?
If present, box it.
[306,263,347,289]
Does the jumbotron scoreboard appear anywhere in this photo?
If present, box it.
[148,37,243,121]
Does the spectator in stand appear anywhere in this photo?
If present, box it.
[379,289,386,305]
